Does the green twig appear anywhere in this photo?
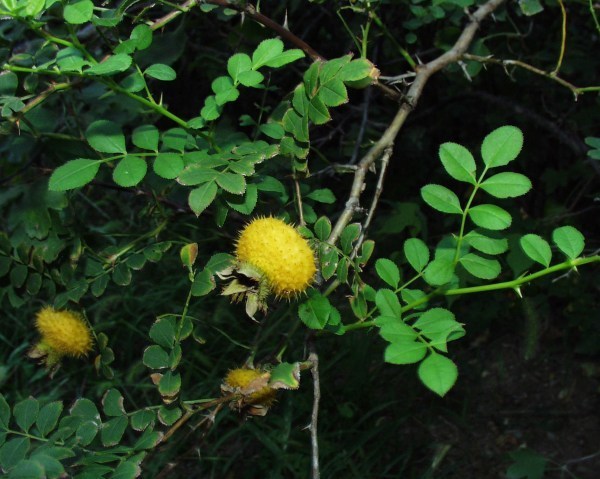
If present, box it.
[360,15,372,58]
[104,220,168,264]
[551,0,567,76]
[35,28,74,49]
[66,23,97,64]
[336,10,362,54]
[343,255,600,332]
[150,0,200,30]
[370,11,416,69]
[135,63,156,104]
[453,167,489,264]
[6,81,72,127]
[105,82,192,129]
[176,285,194,342]
[444,256,599,296]
[590,0,600,33]
[2,428,49,443]
[396,271,425,293]
[2,64,195,131]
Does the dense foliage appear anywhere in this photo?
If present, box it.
[0,0,598,477]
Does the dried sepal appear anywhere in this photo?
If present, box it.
[218,261,271,321]
[268,362,301,390]
[27,343,61,378]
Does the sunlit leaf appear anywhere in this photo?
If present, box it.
[552,226,585,259]
[520,234,552,267]
[439,142,476,184]
[421,184,462,214]
[481,125,523,168]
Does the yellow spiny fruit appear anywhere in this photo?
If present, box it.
[35,306,93,358]
[235,217,316,297]
[223,367,276,407]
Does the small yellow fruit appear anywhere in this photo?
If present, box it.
[35,306,93,358]
[235,217,316,297]
[223,367,276,407]
[222,367,279,416]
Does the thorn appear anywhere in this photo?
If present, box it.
[513,286,522,299]
[458,61,472,82]
[283,10,289,31]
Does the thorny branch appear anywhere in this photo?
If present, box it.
[461,53,600,98]
[307,338,321,479]
[327,0,508,246]
[323,147,392,296]
[293,176,306,226]
[350,87,373,165]
[2,81,73,133]
[154,403,225,479]
[351,146,393,258]
[144,396,231,477]
[150,0,200,30]
[459,91,600,177]
[207,0,325,61]
[405,89,600,179]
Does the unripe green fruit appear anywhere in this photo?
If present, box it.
[345,62,380,89]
